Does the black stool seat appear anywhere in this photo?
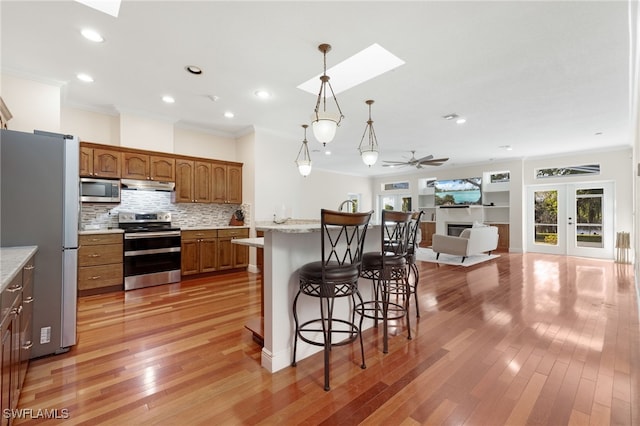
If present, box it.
[362,252,407,270]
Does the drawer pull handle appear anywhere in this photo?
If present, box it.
[89,254,101,258]
[89,276,101,280]
[6,285,23,293]
[24,265,35,270]
[22,341,33,350]
[23,297,34,304]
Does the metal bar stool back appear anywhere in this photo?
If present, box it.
[406,211,424,316]
[291,209,373,391]
[357,210,413,353]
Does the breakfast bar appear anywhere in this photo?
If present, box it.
[255,221,380,373]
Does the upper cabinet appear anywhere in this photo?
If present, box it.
[80,146,121,178]
[80,142,242,204]
[174,160,212,203]
[212,162,242,204]
[122,152,175,181]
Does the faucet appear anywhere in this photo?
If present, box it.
[338,199,355,212]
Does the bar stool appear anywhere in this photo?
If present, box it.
[291,209,373,391]
[356,210,413,354]
[406,211,424,317]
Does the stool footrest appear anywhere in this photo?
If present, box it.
[295,318,361,348]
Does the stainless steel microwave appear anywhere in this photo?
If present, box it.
[80,177,121,203]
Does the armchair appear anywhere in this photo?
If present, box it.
[431,226,499,263]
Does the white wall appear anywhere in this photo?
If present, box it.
[120,113,174,153]
[61,107,120,145]
[1,73,60,132]
[252,126,373,222]
[174,126,237,161]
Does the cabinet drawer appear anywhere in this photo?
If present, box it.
[78,243,123,267]
[1,273,22,320]
[218,228,249,238]
[78,264,123,290]
[79,233,122,246]
[182,229,217,239]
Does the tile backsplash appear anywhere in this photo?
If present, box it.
[80,190,250,229]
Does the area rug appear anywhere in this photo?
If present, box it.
[416,247,500,267]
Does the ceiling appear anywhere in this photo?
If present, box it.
[0,1,632,177]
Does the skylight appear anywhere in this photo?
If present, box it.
[297,43,405,95]
[75,0,121,17]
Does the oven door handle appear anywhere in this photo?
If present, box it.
[124,247,181,257]
[124,231,182,239]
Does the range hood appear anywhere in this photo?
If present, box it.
[121,179,175,192]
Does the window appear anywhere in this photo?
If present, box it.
[490,172,510,183]
[382,181,409,191]
[536,165,600,179]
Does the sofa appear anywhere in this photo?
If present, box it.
[431,225,499,262]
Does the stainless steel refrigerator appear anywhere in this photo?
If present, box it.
[1,129,79,358]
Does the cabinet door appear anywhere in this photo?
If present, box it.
[180,239,200,276]
[495,223,510,250]
[150,156,175,182]
[175,160,194,203]
[211,162,227,203]
[217,238,234,270]
[79,147,94,177]
[233,244,249,268]
[121,152,150,180]
[226,165,243,204]
[93,149,121,178]
[199,238,218,273]
[194,161,212,203]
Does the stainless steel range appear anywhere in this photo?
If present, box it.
[118,211,181,290]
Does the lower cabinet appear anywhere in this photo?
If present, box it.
[78,233,123,295]
[1,254,35,424]
[494,223,510,251]
[419,222,436,247]
[181,228,249,276]
[181,230,218,276]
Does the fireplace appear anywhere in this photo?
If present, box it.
[447,223,472,237]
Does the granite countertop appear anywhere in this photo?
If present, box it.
[230,237,264,248]
[255,219,380,234]
[79,228,125,235]
[180,225,250,231]
[1,246,38,291]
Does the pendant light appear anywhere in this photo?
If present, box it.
[295,124,312,177]
[358,100,379,167]
[311,43,344,145]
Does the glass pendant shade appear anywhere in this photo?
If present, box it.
[311,112,339,144]
[361,150,379,166]
[295,124,312,177]
[358,100,380,167]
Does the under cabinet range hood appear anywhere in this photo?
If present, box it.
[121,179,175,192]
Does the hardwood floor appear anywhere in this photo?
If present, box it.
[15,253,639,425]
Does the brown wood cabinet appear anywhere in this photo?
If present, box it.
[419,222,436,247]
[494,223,510,251]
[122,152,175,181]
[181,230,218,275]
[80,146,121,178]
[212,162,242,204]
[78,233,123,295]
[1,254,34,422]
[217,228,249,270]
[175,160,212,203]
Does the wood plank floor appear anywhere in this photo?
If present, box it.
[15,253,639,425]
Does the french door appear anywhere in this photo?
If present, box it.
[526,182,614,258]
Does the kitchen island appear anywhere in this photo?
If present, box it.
[255,221,380,373]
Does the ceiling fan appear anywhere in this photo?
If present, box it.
[382,151,449,168]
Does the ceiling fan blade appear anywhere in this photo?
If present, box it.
[414,154,433,163]
[418,157,449,165]
[383,160,411,164]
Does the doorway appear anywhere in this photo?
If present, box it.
[526,182,614,259]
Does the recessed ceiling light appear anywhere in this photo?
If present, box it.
[224,111,234,118]
[77,73,94,82]
[456,118,467,124]
[254,90,271,99]
[81,28,104,43]
[499,145,513,151]
[162,95,175,104]
[297,43,405,95]
[185,65,203,75]
[325,150,331,156]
